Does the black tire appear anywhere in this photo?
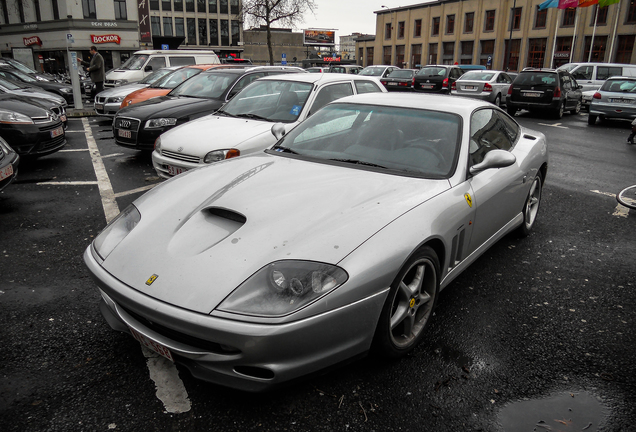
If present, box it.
[517,171,543,237]
[553,103,564,119]
[507,106,517,116]
[588,114,597,125]
[373,246,440,358]
[494,94,501,107]
[570,101,581,115]
[617,185,636,210]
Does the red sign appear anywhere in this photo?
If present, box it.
[91,34,121,44]
[323,57,342,62]
[23,36,42,46]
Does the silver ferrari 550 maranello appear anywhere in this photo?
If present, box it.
[84,93,548,392]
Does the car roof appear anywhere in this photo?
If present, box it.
[201,65,306,75]
[255,73,382,85]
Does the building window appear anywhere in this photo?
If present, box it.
[398,21,405,39]
[162,0,172,11]
[186,0,195,12]
[385,22,392,39]
[562,8,576,26]
[615,35,634,62]
[504,39,521,70]
[34,0,42,21]
[114,0,127,20]
[209,0,217,13]
[220,19,229,46]
[359,47,364,65]
[428,43,438,64]
[187,17,196,44]
[197,0,206,13]
[174,0,183,11]
[175,17,185,36]
[230,0,239,15]
[535,6,547,29]
[396,45,405,66]
[231,20,239,45]
[83,0,97,19]
[485,10,495,31]
[527,38,546,68]
[198,18,208,45]
[461,41,474,57]
[17,0,24,22]
[584,35,607,62]
[431,17,440,36]
[414,19,422,37]
[411,44,422,67]
[443,42,454,64]
[553,36,573,67]
[627,1,636,23]
[446,14,455,34]
[210,19,218,45]
[151,16,161,36]
[383,46,392,65]
[510,7,522,31]
[150,0,159,10]
[52,0,60,20]
[163,16,173,36]
[366,47,374,66]
[480,39,495,66]
[464,12,474,33]
[591,5,608,25]
[220,0,228,14]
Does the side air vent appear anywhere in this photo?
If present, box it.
[523,134,537,140]
[448,227,466,271]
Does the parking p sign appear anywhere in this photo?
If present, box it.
[281,53,287,65]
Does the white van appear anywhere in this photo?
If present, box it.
[557,62,636,92]
[105,50,220,87]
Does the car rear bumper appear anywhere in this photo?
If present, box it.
[506,97,561,111]
[451,91,496,102]
[589,104,636,119]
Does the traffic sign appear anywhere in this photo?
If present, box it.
[67,33,74,43]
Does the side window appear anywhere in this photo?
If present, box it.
[168,56,195,66]
[309,83,354,116]
[469,109,515,166]
[355,80,382,94]
[227,72,266,99]
[597,66,622,80]
[571,66,592,80]
[561,74,572,90]
[146,56,167,71]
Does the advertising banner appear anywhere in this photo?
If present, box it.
[138,0,152,43]
[91,34,121,44]
[304,30,335,46]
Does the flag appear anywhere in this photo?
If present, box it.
[598,0,620,6]
[539,0,560,10]
[558,0,579,8]
[578,0,599,7]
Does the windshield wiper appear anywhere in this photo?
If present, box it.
[235,113,271,121]
[271,145,298,154]
[329,158,387,169]
[214,110,236,117]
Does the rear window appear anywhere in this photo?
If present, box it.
[417,67,447,77]
[360,67,386,77]
[387,70,415,78]
[459,71,495,81]
[355,80,383,94]
[514,72,558,86]
[600,79,636,93]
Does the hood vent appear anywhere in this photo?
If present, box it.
[207,207,246,224]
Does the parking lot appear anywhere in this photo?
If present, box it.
[1,109,635,431]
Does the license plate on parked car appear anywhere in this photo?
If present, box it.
[388,82,397,86]
[118,129,132,138]
[50,126,64,138]
[128,327,174,362]
[60,115,67,122]
[423,84,434,89]
[463,85,476,90]
[167,165,188,176]
[609,98,633,104]
[0,164,13,181]
[524,92,542,98]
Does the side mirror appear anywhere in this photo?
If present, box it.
[271,123,286,141]
[470,149,516,175]
[144,65,153,72]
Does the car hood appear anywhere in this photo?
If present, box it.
[101,153,450,314]
[160,114,283,155]
[98,83,148,98]
[11,87,65,104]
[116,96,221,120]
[0,94,50,116]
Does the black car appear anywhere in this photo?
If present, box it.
[506,68,582,119]
[113,66,306,150]
[380,69,417,92]
[413,65,464,94]
[0,58,59,84]
[0,93,66,157]
[0,136,19,192]
[0,65,75,105]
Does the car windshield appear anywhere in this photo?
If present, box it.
[138,68,175,84]
[460,71,495,81]
[272,103,461,178]
[8,69,37,83]
[151,67,204,89]
[387,70,415,78]
[3,59,37,74]
[360,67,386,76]
[514,72,557,86]
[219,80,312,123]
[119,54,149,71]
[0,77,27,90]
[600,79,636,93]
[417,67,447,77]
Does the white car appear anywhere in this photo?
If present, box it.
[152,73,387,178]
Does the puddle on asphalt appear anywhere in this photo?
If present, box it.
[431,341,473,370]
[498,391,607,431]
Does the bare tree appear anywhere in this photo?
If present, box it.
[240,0,317,65]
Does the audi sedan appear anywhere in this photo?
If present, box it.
[84,93,548,392]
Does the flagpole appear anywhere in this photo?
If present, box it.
[550,9,560,68]
[607,1,621,62]
[588,5,599,62]
[569,8,579,63]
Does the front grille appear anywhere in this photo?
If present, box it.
[39,121,63,132]
[121,305,240,355]
[162,150,201,164]
[96,96,106,104]
[114,116,141,131]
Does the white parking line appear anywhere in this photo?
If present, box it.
[537,122,568,129]
[81,118,191,414]
[590,189,630,218]
[114,184,158,198]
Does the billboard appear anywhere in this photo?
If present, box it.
[304,29,335,46]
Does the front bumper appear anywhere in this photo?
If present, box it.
[112,116,165,150]
[152,149,205,179]
[0,152,20,192]
[1,121,66,157]
[94,102,121,118]
[83,246,385,392]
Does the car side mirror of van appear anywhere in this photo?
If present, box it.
[271,123,286,141]
[144,65,153,72]
[470,150,516,175]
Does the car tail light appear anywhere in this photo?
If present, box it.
[593,92,602,99]
[451,81,457,90]
[553,87,562,98]
[381,81,387,86]
[483,82,493,92]
[442,78,449,88]
[412,77,416,87]
[226,149,240,159]
[508,86,513,95]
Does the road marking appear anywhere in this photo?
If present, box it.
[114,184,158,198]
[81,117,191,414]
[36,181,98,186]
[64,130,87,133]
[537,122,568,129]
[60,148,89,152]
[590,189,629,218]
[102,153,125,159]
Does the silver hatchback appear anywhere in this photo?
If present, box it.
[588,77,636,125]
[451,70,514,107]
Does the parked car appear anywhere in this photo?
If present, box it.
[359,65,400,78]
[506,68,582,119]
[558,62,636,92]
[152,73,386,178]
[84,93,548,392]
[94,66,182,117]
[0,78,67,127]
[0,65,74,105]
[380,69,417,92]
[0,136,19,192]
[413,65,464,94]
[0,58,59,84]
[220,58,253,65]
[113,66,306,150]
[0,93,66,157]
[119,64,238,109]
[306,67,329,73]
[458,64,487,71]
[588,77,636,125]
[451,70,514,106]
[329,65,363,74]
[581,87,601,111]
